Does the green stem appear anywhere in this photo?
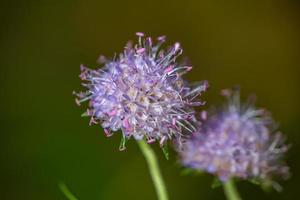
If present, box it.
[137,140,169,200]
[223,179,242,200]
[58,182,78,200]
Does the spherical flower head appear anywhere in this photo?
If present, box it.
[179,89,289,189]
[74,33,208,150]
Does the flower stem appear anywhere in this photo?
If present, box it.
[58,182,78,200]
[223,179,242,200]
[137,140,169,200]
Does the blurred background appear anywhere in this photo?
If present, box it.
[1,0,299,199]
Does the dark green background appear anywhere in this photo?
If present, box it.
[1,0,299,199]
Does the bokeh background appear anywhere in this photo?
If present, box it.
[1,0,299,199]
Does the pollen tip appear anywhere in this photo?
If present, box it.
[136,32,144,37]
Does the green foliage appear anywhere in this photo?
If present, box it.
[180,168,204,176]
[249,178,260,186]
[162,145,169,160]
[119,134,129,151]
[261,181,274,193]
[211,177,222,189]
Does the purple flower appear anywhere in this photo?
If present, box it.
[74,33,208,150]
[179,89,289,188]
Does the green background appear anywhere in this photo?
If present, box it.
[1,0,299,199]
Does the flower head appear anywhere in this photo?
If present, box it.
[179,89,289,188]
[74,33,208,150]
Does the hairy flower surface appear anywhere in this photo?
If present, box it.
[75,33,208,149]
[180,89,289,188]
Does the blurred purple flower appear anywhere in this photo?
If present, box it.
[179,89,289,189]
[74,33,208,150]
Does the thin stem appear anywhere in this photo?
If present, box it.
[137,140,169,200]
[223,179,242,200]
[58,182,78,200]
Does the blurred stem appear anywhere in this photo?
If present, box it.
[223,179,242,200]
[58,182,78,200]
[137,140,169,200]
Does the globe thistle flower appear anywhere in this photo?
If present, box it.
[179,89,289,189]
[74,32,208,150]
